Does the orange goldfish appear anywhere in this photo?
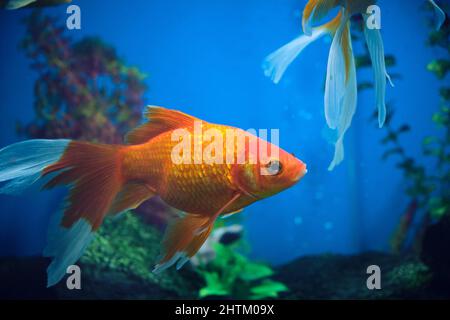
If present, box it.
[263,0,445,171]
[0,106,307,286]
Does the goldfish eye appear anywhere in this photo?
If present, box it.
[264,159,282,176]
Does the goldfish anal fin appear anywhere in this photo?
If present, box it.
[125,106,200,144]
[108,182,155,216]
[153,213,214,273]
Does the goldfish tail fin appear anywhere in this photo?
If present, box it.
[41,141,125,287]
[0,139,71,195]
[153,214,214,274]
[262,28,327,84]
[303,0,339,36]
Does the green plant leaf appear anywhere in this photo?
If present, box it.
[249,280,288,299]
[428,197,448,220]
[239,262,273,281]
[199,272,230,298]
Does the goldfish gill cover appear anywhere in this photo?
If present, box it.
[0,0,449,313]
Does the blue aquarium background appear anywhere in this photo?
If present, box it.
[0,0,449,299]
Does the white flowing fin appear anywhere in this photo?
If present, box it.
[0,139,70,195]
[5,0,36,10]
[329,135,345,171]
[324,10,347,130]
[363,16,391,128]
[328,19,357,171]
[262,28,327,84]
[429,0,446,30]
[386,71,394,88]
[44,208,95,287]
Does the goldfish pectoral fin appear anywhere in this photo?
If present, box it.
[262,28,327,84]
[363,16,390,128]
[195,192,242,235]
[302,0,339,36]
[221,209,243,219]
[154,193,243,273]
[429,0,446,30]
[108,182,155,216]
[153,214,214,274]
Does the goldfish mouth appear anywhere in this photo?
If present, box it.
[292,165,307,182]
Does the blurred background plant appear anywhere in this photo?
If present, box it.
[18,10,146,143]
[193,224,288,299]
[377,2,449,255]
[198,242,288,299]
[18,9,179,232]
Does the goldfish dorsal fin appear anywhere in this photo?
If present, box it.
[125,106,200,144]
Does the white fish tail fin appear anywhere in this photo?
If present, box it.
[325,11,357,171]
[0,139,70,195]
[324,10,348,129]
[328,136,345,171]
[262,28,327,84]
[5,0,37,10]
[363,16,390,128]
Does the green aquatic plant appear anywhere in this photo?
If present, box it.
[386,262,432,292]
[348,3,450,253]
[18,10,147,143]
[82,212,161,281]
[198,242,288,299]
[377,4,450,218]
